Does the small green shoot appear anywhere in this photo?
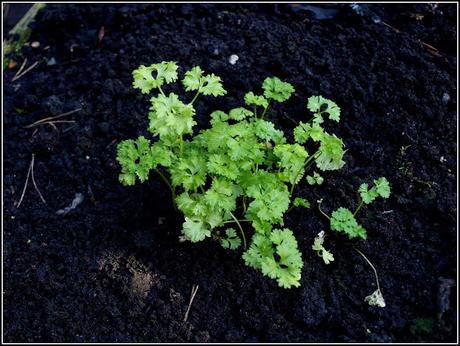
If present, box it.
[317,177,391,239]
[312,231,334,264]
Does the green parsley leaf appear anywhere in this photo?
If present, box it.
[116,136,154,185]
[200,73,226,96]
[330,207,367,239]
[374,177,391,198]
[220,228,242,249]
[243,228,303,288]
[293,197,310,208]
[316,133,345,171]
[182,66,204,91]
[273,144,308,185]
[229,107,254,121]
[132,61,178,94]
[307,95,341,122]
[306,171,324,185]
[149,93,196,137]
[359,177,391,204]
[244,91,268,109]
[182,217,211,242]
[262,77,295,102]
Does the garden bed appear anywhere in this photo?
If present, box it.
[3,3,457,342]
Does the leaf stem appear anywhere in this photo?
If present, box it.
[179,135,184,156]
[261,99,271,119]
[158,86,166,97]
[317,199,330,220]
[353,247,381,292]
[229,211,247,249]
[190,90,201,105]
[290,151,319,195]
[354,199,364,217]
[155,168,176,202]
[223,219,251,224]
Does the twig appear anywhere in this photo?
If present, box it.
[16,154,46,208]
[12,60,39,82]
[23,108,82,129]
[15,155,33,208]
[183,284,199,322]
[30,154,46,204]
[12,58,27,80]
[381,21,400,33]
[381,21,442,56]
[105,139,117,149]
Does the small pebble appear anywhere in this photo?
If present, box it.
[442,92,450,104]
[47,57,57,66]
[85,155,90,160]
[440,156,446,163]
[213,48,219,55]
[31,41,40,48]
[372,15,381,24]
[229,54,239,65]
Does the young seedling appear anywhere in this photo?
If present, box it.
[354,247,386,308]
[312,231,334,264]
[317,177,391,239]
[117,61,347,288]
[306,171,324,185]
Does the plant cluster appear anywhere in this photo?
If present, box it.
[116,61,347,288]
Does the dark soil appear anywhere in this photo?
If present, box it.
[3,3,457,343]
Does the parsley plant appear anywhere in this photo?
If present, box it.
[117,61,346,288]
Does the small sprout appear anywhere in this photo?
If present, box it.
[293,197,310,209]
[306,171,324,185]
[330,207,367,239]
[319,177,391,240]
[355,247,386,309]
[220,228,241,249]
[359,177,390,204]
[312,231,334,264]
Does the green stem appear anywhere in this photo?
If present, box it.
[158,86,166,97]
[223,219,251,224]
[261,99,271,119]
[354,199,364,217]
[229,211,247,249]
[286,205,295,213]
[242,195,247,213]
[155,168,176,202]
[290,151,320,195]
[190,90,201,105]
[179,135,184,156]
[317,199,330,220]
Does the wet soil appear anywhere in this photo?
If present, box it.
[3,3,457,342]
